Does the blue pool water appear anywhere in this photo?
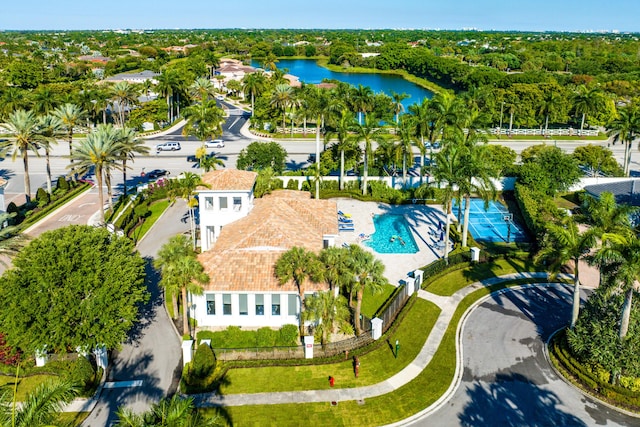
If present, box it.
[453,199,527,243]
[365,215,419,254]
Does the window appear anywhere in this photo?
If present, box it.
[239,294,248,316]
[255,294,264,315]
[219,197,228,210]
[271,294,280,316]
[233,197,242,211]
[223,294,232,315]
[288,294,298,316]
[204,197,214,211]
[206,294,215,315]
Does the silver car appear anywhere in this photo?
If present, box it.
[204,140,225,148]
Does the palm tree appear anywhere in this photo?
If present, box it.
[168,172,210,249]
[155,235,194,322]
[71,124,123,225]
[607,103,640,176]
[197,146,225,172]
[535,216,597,329]
[325,109,358,190]
[170,255,209,335]
[430,144,460,261]
[0,376,77,427]
[351,84,373,125]
[0,87,28,119]
[408,98,431,184]
[115,392,221,427]
[0,109,42,203]
[318,246,352,292]
[390,91,409,125]
[591,234,640,340]
[262,53,278,72]
[181,100,226,142]
[538,91,563,136]
[53,103,86,181]
[242,71,266,117]
[395,115,417,186]
[115,127,149,196]
[156,68,182,123]
[270,84,294,131]
[352,114,388,195]
[303,291,351,345]
[30,85,59,115]
[110,81,139,127]
[189,77,217,104]
[36,114,63,195]
[572,85,606,133]
[275,247,322,336]
[580,192,637,239]
[348,245,385,335]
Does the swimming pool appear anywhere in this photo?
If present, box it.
[453,199,527,243]
[365,215,419,254]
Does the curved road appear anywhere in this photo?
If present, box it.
[414,285,638,427]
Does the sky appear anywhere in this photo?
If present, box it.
[2,0,639,32]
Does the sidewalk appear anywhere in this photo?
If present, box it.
[192,272,567,409]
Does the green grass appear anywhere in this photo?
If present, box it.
[219,298,440,394]
[131,200,170,242]
[0,374,60,401]
[203,282,518,426]
[361,284,396,318]
[426,257,538,296]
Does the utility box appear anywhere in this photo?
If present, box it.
[470,247,480,262]
[304,336,314,359]
[371,318,383,340]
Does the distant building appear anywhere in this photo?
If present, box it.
[104,70,160,84]
[78,54,111,64]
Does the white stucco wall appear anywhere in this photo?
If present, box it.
[198,189,254,251]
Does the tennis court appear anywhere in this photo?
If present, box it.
[453,198,527,243]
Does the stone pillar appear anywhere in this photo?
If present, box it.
[303,336,314,359]
[182,340,194,367]
[413,270,424,291]
[371,318,383,340]
[94,346,108,371]
[470,247,480,262]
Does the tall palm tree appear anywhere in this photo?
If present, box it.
[115,127,149,196]
[53,103,86,181]
[170,255,209,335]
[270,84,294,131]
[430,143,460,261]
[275,247,322,336]
[607,103,640,176]
[303,291,351,345]
[591,234,640,340]
[0,377,77,427]
[390,91,409,125]
[169,173,210,248]
[36,114,63,195]
[352,114,388,195]
[395,115,417,186]
[71,124,123,225]
[242,71,266,117]
[538,91,563,136]
[0,87,28,119]
[536,216,597,329]
[325,109,359,190]
[0,109,42,203]
[197,146,225,172]
[318,246,352,292]
[110,81,139,127]
[348,245,385,335]
[156,68,182,123]
[30,85,60,116]
[572,85,606,133]
[580,192,637,239]
[189,77,217,104]
[408,98,431,184]
[262,53,279,72]
[155,235,194,322]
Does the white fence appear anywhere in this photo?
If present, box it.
[490,127,599,137]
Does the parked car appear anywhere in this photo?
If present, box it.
[155,142,181,151]
[216,95,225,100]
[204,139,225,148]
[146,169,169,179]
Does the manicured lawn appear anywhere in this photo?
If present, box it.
[0,374,60,401]
[203,283,517,426]
[426,257,538,296]
[219,298,440,394]
[361,283,396,318]
[131,200,170,242]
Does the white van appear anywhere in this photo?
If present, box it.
[155,142,181,151]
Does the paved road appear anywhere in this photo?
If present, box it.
[414,286,639,427]
[81,199,189,426]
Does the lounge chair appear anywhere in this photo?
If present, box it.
[339,224,355,232]
[339,217,353,224]
[338,210,352,218]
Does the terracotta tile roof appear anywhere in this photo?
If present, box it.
[200,169,257,191]
[198,190,338,293]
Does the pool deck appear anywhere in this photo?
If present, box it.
[334,199,451,286]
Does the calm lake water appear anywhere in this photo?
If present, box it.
[251,59,433,111]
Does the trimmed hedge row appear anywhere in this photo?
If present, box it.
[13,182,91,230]
[550,329,640,412]
[197,325,299,349]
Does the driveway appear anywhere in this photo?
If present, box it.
[81,199,190,426]
[414,286,639,427]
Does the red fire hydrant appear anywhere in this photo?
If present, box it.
[329,376,335,387]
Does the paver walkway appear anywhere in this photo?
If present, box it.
[192,272,567,408]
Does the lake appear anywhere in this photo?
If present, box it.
[251,59,433,111]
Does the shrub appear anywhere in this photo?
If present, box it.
[368,181,406,204]
[181,343,219,394]
[286,179,299,190]
[255,327,276,347]
[278,324,300,346]
[192,343,216,378]
[320,180,339,191]
[271,178,284,190]
[56,176,70,192]
[300,181,311,192]
[35,188,50,207]
[0,333,21,366]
